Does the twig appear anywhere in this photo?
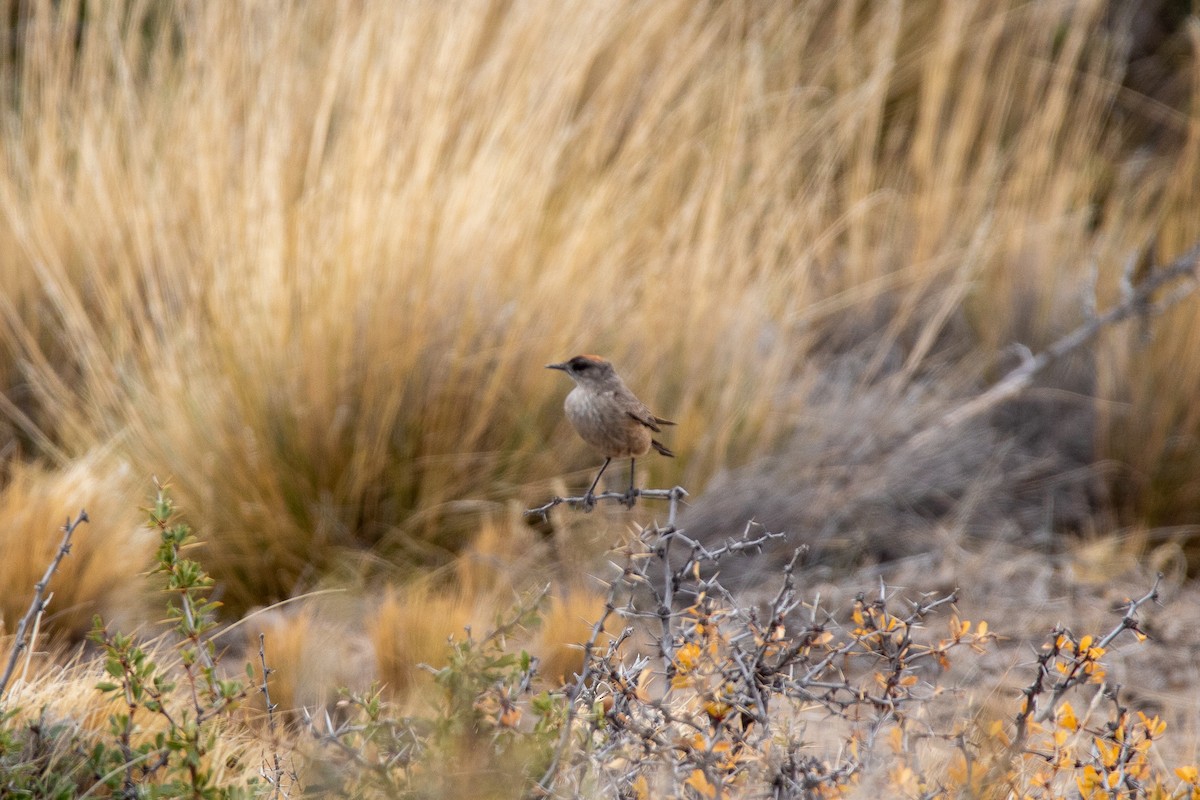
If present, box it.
[258,633,288,799]
[657,522,677,670]
[19,591,51,689]
[1032,574,1162,723]
[537,491,691,793]
[1098,574,1162,649]
[906,242,1200,453]
[537,598,618,792]
[526,486,688,520]
[0,509,88,702]
[671,521,787,564]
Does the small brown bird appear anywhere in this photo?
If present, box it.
[546,354,675,506]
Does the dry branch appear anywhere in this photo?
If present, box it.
[526,486,689,522]
[0,509,88,702]
[906,242,1200,454]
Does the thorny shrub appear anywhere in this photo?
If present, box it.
[0,486,1196,799]
[309,490,1189,799]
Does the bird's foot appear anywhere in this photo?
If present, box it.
[622,488,639,508]
[581,492,597,512]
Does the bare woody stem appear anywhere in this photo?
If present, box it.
[259,633,287,799]
[526,486,688,520]
[0,509,89,702]
[906,242,1200,454]
[1031,573,1162,725]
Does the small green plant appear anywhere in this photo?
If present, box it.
[86,483,254,799]
[305,587,563,798]
[0,706,93,799]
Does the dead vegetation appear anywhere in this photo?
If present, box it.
[1,1,1200,796]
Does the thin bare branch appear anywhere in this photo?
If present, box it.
[0,509,88,702]
[906,242,1200,454]
[526,486,688,520]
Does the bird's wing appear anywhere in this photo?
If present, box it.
[623,400,673,431]
[626,409,660,431]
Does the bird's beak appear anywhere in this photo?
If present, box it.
[545,362,568,371]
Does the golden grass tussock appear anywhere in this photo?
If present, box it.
[1,2,1200,795]
[1,0,1196,618]
[0,0,1195,720]
[369,514,603,698]
[368,578,610,705]
[243,604,375,716]
[369,581,479,698]
[531,588,611,686]
[0,455,149,644]
[444,511,552,596]
[1,649,127,738]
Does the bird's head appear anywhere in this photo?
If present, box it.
[546,354,618,389]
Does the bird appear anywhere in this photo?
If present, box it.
[546,354,675,508]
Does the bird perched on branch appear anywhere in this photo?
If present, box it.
[546,354,675,508]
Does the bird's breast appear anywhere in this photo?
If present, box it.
[564,387,651,458]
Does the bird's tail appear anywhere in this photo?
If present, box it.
[651,439,675,458]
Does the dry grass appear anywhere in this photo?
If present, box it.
[0,1,1199,794]
[0,0,1190,604]
[2,632,275,793]
[369,513,603,699]
[243,603,375,716]
[0,0,1195,614]
[0,455,148,642]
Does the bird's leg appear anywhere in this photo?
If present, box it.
[623,458,638,507]
[582,458,611,511]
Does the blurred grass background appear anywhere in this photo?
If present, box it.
[0,0,1199,703]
